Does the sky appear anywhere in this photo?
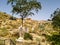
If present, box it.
[0,0,60,20]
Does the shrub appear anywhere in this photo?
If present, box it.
[9,16,16,20]
[24,33,33,40]
[46,34,60,45]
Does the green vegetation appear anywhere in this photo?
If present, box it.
[0,0,60,45]
[24,33,33,40]
[45,8,60,45]
[9,16,17,20]
[7,0,41,28]
[45,34,60,45]
[0,8,60,45]
[51,8,60,30]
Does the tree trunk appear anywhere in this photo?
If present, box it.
[21,17,24,37]
[22,17,23,28]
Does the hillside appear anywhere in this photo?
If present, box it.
[0,11,59,37]
[0,12,60,45]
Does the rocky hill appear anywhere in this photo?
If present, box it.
[0,12,59,45]
[0,11,58,37]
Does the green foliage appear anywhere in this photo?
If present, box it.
[24,33,33,40]
[46,34,60,45]
[51,8,60,29]
[9,16,16,20]
[7,0,41,15]
[7,0,42,27]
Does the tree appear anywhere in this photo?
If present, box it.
[51,8,60,30]
[7,0,42,37]
[7,0,41,26]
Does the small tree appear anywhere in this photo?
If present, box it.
[7,0,41,27]
[51,8,60,31]
[7,0,42,37]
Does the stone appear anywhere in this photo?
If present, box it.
[16,37,24,42]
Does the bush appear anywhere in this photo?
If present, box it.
[10,16,16,20]
[24,33,33,40]
[46,34,60,45]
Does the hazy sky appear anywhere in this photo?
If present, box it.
[0,0,60,20]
